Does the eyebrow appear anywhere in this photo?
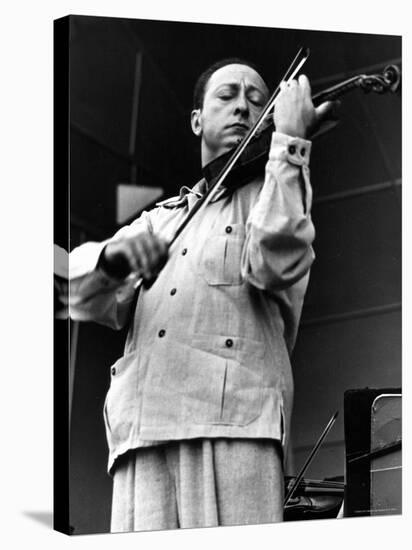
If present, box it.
[215,82,267,96]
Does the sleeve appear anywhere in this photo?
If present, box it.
[68,211,153,330]
[241,131,316,292]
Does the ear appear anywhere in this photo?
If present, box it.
[191,109,203,137]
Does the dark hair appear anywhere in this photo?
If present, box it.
[192,57,264,110]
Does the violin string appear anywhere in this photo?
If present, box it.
[286,477,344,492]
[298,480,344,489]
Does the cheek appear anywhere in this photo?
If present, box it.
[203,108,225,133]
[206,106,223,121]
[250,105,263,121]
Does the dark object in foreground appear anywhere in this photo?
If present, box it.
[284,476,344,521]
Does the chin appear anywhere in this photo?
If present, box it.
[222,136,243,152]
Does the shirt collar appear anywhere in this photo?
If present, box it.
[187,179,229,204]
[156,178,230,210]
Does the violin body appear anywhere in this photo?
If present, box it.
[283,476,344,521]
[203,123,272,189]
[284,494,343,521]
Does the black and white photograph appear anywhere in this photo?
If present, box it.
[54,13,402,536]
[1,1,408,548]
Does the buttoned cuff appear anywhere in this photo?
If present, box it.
[69,240,129,295]
[269,132,312,166]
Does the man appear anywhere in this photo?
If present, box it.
[69,58,333,531]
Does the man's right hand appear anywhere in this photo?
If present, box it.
[100,229,169,281]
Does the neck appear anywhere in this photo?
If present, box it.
[201,143,214,168]
[201,139,235,168]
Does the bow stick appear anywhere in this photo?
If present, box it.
[284,410,339,506]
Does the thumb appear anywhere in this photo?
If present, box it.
[309,100,341,140]
[315,100,341,123]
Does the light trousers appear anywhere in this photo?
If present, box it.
[111,438,284,532]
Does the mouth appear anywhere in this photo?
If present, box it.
[227,122,249,131]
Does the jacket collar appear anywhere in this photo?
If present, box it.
[156,179,229,209]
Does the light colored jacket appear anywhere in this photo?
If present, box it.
[69,132,315,474]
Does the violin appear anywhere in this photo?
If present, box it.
[203,63,401,189]
[166,48,400,249]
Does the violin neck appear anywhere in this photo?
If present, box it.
[312,64,400,106]
[312,75,362,106]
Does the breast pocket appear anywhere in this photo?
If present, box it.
[200,223,245,285]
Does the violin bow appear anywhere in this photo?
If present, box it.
[284,410,339,506]
[109,47,310,283]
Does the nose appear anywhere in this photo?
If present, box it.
[234,92,249,117]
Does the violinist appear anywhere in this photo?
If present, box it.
[68,57,335,532]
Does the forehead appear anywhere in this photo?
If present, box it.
[205,63,268,95]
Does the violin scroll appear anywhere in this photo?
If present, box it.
[383,64,401,92]
[357,64,401,95]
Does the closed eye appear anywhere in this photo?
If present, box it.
[250,99,264,107]
[218,93,233,101]
[247,92,265,107]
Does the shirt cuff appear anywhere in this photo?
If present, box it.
[269,132,312,166]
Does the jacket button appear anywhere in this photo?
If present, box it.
[111,367,116,376]
[158,329,166,338]
[170,288,177,296]
[288,144,296,155]
[182,248,188,255]
[225,225,232,234]
[225,339,233,348]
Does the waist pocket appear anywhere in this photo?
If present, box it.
[219,357,264,425]
[103,352,139,444]
[200,223,245,285]
[188,335,264,426]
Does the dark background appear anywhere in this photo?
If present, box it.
[62,15,401,534]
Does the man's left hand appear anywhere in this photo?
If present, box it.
[274,74,340,139]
